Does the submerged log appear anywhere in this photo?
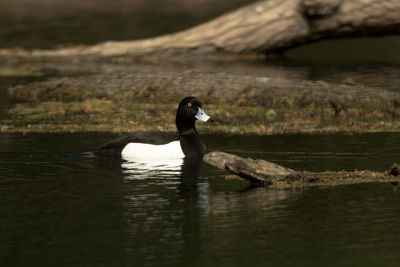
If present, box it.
[203,151,302,184]
[1,0,400,58]
[204,151,400,187]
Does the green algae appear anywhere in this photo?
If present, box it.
[4,97,400,134]
[0,68,43,77]
[4,70,400,134]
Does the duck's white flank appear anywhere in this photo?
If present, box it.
[121,141,185,159]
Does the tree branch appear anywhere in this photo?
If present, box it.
[1,0,399,58]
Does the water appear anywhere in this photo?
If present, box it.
[1,133,400,266]
[1,0,400,265]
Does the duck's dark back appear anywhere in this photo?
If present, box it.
[95,131,178,157]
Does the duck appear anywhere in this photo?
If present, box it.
[95,96,214,159]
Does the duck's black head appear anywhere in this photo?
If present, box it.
[176,96,213,135]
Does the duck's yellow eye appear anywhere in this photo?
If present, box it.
[187,103,192,108]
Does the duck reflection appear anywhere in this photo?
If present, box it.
[121,157,184,180]
[119,155,299,208]
[118,155,301,265]
[179,157,205,200]
[120,156,204,197]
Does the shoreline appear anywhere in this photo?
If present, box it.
[3,70,400,134]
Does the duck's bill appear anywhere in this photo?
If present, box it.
[195,107,214,122]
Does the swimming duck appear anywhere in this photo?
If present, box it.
[95,96,213,159]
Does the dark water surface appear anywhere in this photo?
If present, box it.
[1,133,400,266]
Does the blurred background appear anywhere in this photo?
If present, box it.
[1,0,399,94]
[0,0,398,63]
[0,0,257,49]
[1,0,399,83]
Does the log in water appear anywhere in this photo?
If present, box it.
[203,151,302,184]
[204,151,400,187]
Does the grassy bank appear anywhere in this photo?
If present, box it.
[3,70,400,134]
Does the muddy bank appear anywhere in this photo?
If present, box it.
[3,70,400,133]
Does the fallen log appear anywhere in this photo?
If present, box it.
[204,151,400,187]
[1,0,399,58]
[204,151,302,184]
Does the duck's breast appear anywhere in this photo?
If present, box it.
[121,141,185,160]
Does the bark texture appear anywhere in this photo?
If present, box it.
[1,0,399,58]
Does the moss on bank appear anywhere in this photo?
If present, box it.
[3,71,400,134]
[0,68,43,77]
[4,99,400,134]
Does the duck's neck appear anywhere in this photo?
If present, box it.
[176,117,197,136]
[179,132,206,157]
[176,117,206,157]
